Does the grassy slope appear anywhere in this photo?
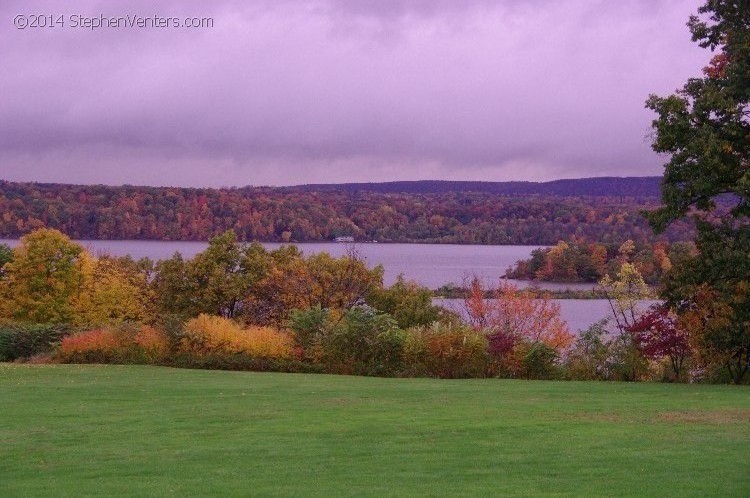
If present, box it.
[1,364,748,497]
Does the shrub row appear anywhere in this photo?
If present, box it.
[0,323,72,361]
[7,309,713,382]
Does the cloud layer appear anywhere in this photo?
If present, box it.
[1,0,708,186]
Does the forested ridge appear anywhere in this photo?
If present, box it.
[0,178,691,244]
[281,176,662,197]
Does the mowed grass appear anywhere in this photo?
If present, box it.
[1,365,748,497]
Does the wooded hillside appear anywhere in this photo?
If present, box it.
[0,178,691,244]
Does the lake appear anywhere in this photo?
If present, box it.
[434,298,661,334]
[0,239,594,290]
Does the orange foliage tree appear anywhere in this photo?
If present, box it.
[464,278,574,355]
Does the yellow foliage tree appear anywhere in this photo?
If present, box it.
[0,229,86,324]
[73,255,155,327]
[597,262,652,332]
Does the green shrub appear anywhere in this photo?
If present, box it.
[564,319,612,380]
[366,275,445,328]
[0,323,72,361]
[320,306,406,376]
[517,341,560,380]
[287,305,330,355]
[404,322,489,378]
[607,331,652,382]
[154,313,187,351]
[289,306,406,376]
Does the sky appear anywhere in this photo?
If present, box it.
[1,0,709,187]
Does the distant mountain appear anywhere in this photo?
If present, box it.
[283,177,662,198]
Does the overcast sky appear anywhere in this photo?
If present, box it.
[1,0,709,187]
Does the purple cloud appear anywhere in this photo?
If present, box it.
[1,0,708,186]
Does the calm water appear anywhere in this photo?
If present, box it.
[0,239,595,290]
[435,298,662,333]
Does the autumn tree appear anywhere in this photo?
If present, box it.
[464,278,573,370]
[645,1,750,383]
[304,248,383,310]
[625,304,691,381]
[187,232,271,318]
[243,246,310,326]
[664,227,750,383]
[616,240,635,265]
[0,229,86,324]
[244,246,383,327]
[597,263,652,332]
[0,243,12,279]
[152,231,273,321]
[74,255,155,327]
[507,238,674,284]
[366,274,444,328]
[536,241,577,281]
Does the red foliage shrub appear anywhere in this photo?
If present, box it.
[134,326,171,362]
[465,278,574,352]
[58,325,171,364]
[626,304,691,381]
[58,329,125,363]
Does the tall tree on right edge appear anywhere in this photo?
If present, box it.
[646,1,750,383]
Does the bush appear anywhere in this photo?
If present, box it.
[289,306,408,376]
[180,314,294,360]
[607,331,652,382]
[516,341,560,380]
[134,326,171,363]
[366,275,444,328]
[155,313,188,351]
[564,320,612,381]
[486,329,517,376]
[0,323,72,361]
[59,329,129,363]
[58,325,171,364]
[404,323,489,378]
[313,306,406,376]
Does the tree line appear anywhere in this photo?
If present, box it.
[0,180,693,244]
[507,238,696,285]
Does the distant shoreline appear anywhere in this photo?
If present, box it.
[0,177,686,245]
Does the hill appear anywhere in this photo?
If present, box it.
[283,176,662,197]
[0,177,688,244]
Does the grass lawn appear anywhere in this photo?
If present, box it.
[1,364,748,497]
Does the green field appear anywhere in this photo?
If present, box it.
[1,364,748,496]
